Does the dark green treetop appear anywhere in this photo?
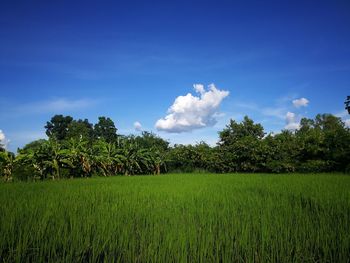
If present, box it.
[66,119,94,141]
[218,116,265,146]
[94,117,118,143]
[45,115,73,140]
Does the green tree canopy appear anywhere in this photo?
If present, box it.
[45,115,73,140]
[8,112,350,181]
[94,117,118,143]
[66,119,94,141]
[134,131,169,152]
[218,116,265,146]
[217,116,266,172]
[20,139,47,153]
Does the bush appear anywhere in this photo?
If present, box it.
[344,164,350,174]
[266,160,295,173]
[12,165,36,181]
[298,160,329,173]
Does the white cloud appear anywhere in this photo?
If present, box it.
[234,101,287,120]
[333,110,350,128]
[155,83,229,133]
[0,130,9,149]
[3,130,47,152]
[335,110,348,118]
[134,121,142,131]
[344,119,350,128]
[292,98,309,108]
[285,112,300,130]
[261,107,286,119]
[193,84,205,94]
[0,130,5,142]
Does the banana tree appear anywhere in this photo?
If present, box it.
[121,142,157,175]
[16,150,45,180]
[93,140,125,176]
[135,148,153,174]
[44,139,73,179]
[149,149,166,175]
[0,151,15,181]
[63,138,93,177]
[120,142,141,175]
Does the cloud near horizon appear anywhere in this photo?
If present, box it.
[0,130,8,149]
[285,112,300,130]
[344,119,350,127]
[134,121,142,131]
[292,97,309,108]
[155,84,229,133]
[0,130,5,142]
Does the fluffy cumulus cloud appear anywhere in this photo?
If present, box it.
[292,98,309,108]
[155,84,229,133]
[285,112,300,130]
[0,130,7,149]
[134,121,142,131]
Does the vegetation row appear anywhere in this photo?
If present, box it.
[1,113,350,181]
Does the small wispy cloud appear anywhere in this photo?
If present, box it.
[234,101,286,119]
[234,95,308,131]
[0,98,99,119]
[155,84,229,133]
[261,107,286,119]
[134,121,142,131]
[292,98,309,108]
[335,110,348,119]
[18,98,98,114]
[334,110,350,128]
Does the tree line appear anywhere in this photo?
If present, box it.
[1,113,350,181]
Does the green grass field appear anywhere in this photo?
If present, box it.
[0,173,349,262]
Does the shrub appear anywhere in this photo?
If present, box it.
[298,160,329,173]
[266,160,295,173]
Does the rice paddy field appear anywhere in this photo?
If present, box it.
[0,173,349,262]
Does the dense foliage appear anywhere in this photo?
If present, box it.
[1,113,350,181]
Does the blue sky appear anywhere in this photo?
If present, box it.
[1,0,350,152]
